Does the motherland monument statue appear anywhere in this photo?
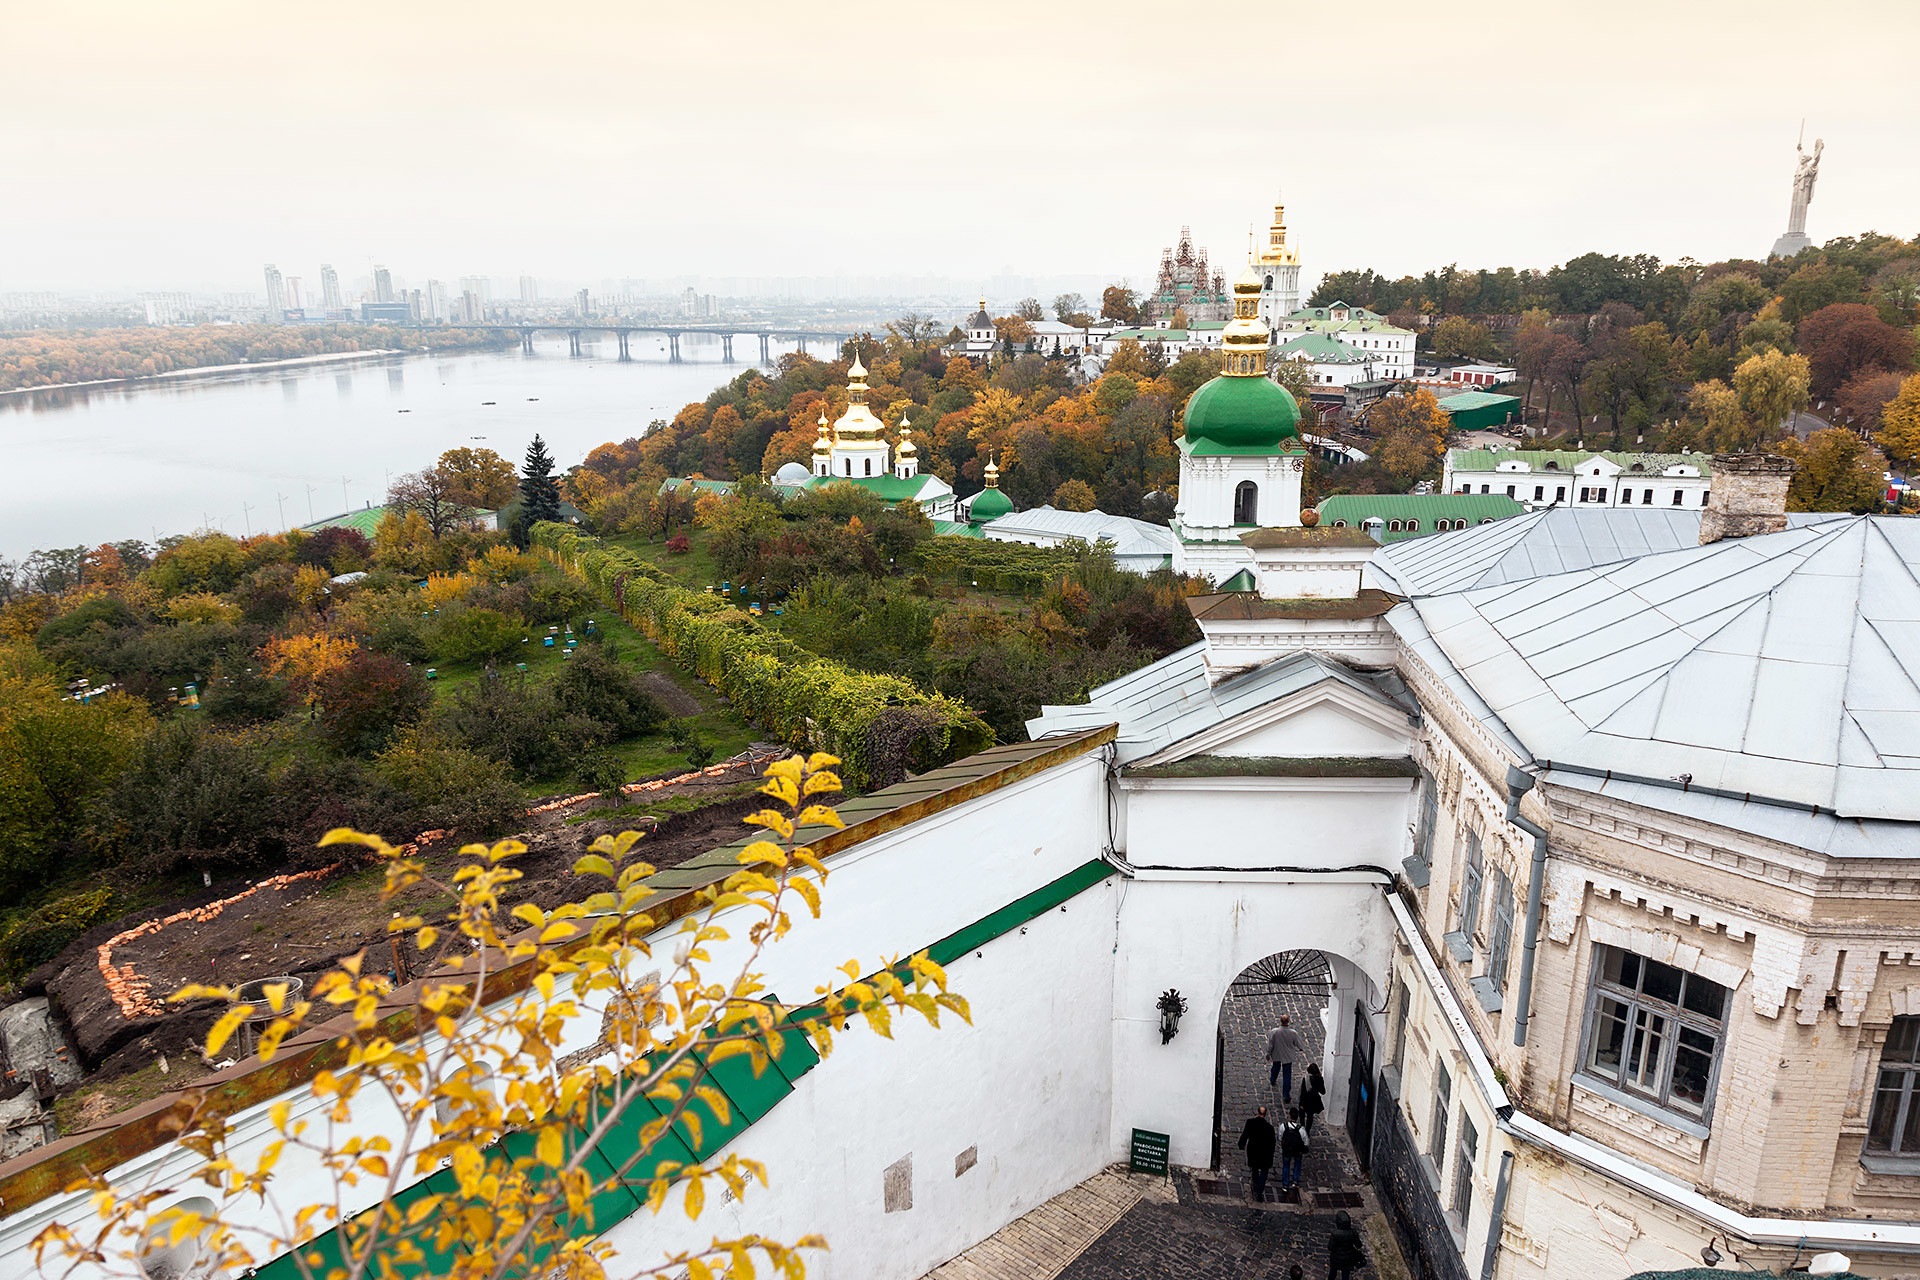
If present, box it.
[1770,122,1823,260]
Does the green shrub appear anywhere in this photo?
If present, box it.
[434,606,526,664]
[532,523,992,789]
[375,729,525,837]
[0,887,117,978]
[552,643,664,738]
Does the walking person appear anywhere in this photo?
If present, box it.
[1328,1208,1367,1280]
[1300,1061,1327,1136]
[1278,1105,1309,1199]
[1267,1014,1306,1103]
[1237,1105,1277,1203]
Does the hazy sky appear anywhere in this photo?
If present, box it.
[4,0,1917,296]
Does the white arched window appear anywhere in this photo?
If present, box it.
[1233,480,1259,525]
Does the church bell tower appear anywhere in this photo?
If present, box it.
[1256,200,1302,327]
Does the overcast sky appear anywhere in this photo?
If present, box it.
[4,0,1916,296]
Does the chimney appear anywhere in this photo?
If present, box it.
[1699,453,1794,545]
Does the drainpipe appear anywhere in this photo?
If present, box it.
[1479,1150,1515,1280]
[1504,765,1548,1047]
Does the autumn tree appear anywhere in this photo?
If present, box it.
[885,313,941,346]
[1051,478,1098,511]
[1777,427,1889,512]
[38,754,971,1280]
[1053,293,1090,325]
[1367,389,1451,489]
[1795,303,1915,397]
[1016,298,1044,322]
[1837,369,1908,431]
[438,447,519,510]
[388,467,470,538]
[1876,375,1920,471]
[1731,348,1812,445]
[1430,315,1494,360]
[1100,284,1140,326]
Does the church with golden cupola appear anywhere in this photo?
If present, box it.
[800,350,959,519]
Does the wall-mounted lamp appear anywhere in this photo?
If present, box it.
[1700,1236,1722,1268]
[1157,989,1188,1044]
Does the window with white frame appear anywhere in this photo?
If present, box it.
[1429,1060,1452,1164]
[1487,868,1515,989]
[1869,1017,1920,1155]
[1580,945,1728,1120]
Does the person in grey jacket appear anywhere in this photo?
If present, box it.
[1267,1014,1306,1102]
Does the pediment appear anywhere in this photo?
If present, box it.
[1131,670,1416,768]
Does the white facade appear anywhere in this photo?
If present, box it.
[1271,303,1415,382]
[980,506,1176,574]
[1444,448,1713,510]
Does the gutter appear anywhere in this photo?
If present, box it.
[1388,867,1920,1257]
[1503,765,1549,1048]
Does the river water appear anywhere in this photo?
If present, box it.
[0,331,800,559]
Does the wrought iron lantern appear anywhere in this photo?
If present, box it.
[1156,989,1188,1044]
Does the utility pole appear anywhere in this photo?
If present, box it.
[342,476,351,511]
[276,492,288,530]
[305,484,317,522]
[242,502,253,536]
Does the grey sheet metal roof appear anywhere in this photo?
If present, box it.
[982,506,1176,559]
[1028,646,1414,763]
[1399,516,1920,820]
[1366,506,1848,597]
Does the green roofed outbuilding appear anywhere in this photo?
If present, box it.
[1435,390,1524,431]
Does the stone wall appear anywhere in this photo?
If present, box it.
[1373,1076,1472,1280]
[1698,453,1792,544]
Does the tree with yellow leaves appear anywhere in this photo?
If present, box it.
[259,633,360,709]
[37,754,966,1280]
[1874,374,1920,472]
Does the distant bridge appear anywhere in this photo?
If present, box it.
[437,323,862,364]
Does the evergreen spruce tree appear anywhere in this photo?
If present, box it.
[519,433,562,532]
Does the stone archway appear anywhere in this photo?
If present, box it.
[1209,948,1378,1202]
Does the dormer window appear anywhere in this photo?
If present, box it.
[1544,461,1560,470]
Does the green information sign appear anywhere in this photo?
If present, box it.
[1130,1127,1170,1176]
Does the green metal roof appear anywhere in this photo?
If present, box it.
[1276,333,1370,364]
[1435,391,1523,412]
[661,477,737,495]
[965,485,1014,521]
[1218,568,1257,592]
[1316,493,1524,543]
[304,506,389,535]
[931,520,983,538]
[1446,447,1714,474]
[805,473,951,502]
[1283,302,1387,322]
[1108,328,1189,343]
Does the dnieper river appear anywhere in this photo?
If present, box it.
[0,331,787,559]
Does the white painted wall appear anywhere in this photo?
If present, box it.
[1122,779,1416,873]
[3,758,1117,1280]
[1107,875,1395,1170]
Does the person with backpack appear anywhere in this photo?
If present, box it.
[1237,1104,1277,1202]
[1328,1208,1367,1280]
[1300,1061,1327,1135]
[1278,1105,1309,1198]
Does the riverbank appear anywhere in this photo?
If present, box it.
[0,348,408,397]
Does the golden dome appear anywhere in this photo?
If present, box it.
[812,409,831,455]
[833,350,885,441]
[897,413,917,456]
[1221,260,1270,377]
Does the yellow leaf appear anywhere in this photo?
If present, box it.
[452,1145,482,1196]
[795,804,844,829]
[537,1126,564,1168]
[573,853,616,879]
[511,903,545,928]
[684,1174,704,1220]
[205,1005,251,1057]
[416,926,438,950]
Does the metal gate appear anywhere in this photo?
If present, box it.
[1346,1000,1375,1175]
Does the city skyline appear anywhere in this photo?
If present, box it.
[4,0,1918,296]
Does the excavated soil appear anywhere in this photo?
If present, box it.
[26,754,782,1088]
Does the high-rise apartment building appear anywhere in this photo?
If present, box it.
[426,279,450,323]
[459,276,491,314]
[575,288,591,317]
[519,275,538,304]
[374,267,394,304]
[406,289,424,321]
[286,277,303,311]
[458,290,482,323]
[320,264,342,312]
[263,264,287,316]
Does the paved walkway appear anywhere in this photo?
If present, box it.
[922,1170,1142,1280]
[1212,971,1364,1200]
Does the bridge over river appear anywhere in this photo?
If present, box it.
[441,323,861,363]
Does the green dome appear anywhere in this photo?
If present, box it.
[1183,374,1300,450]
[968,486,1013,522]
